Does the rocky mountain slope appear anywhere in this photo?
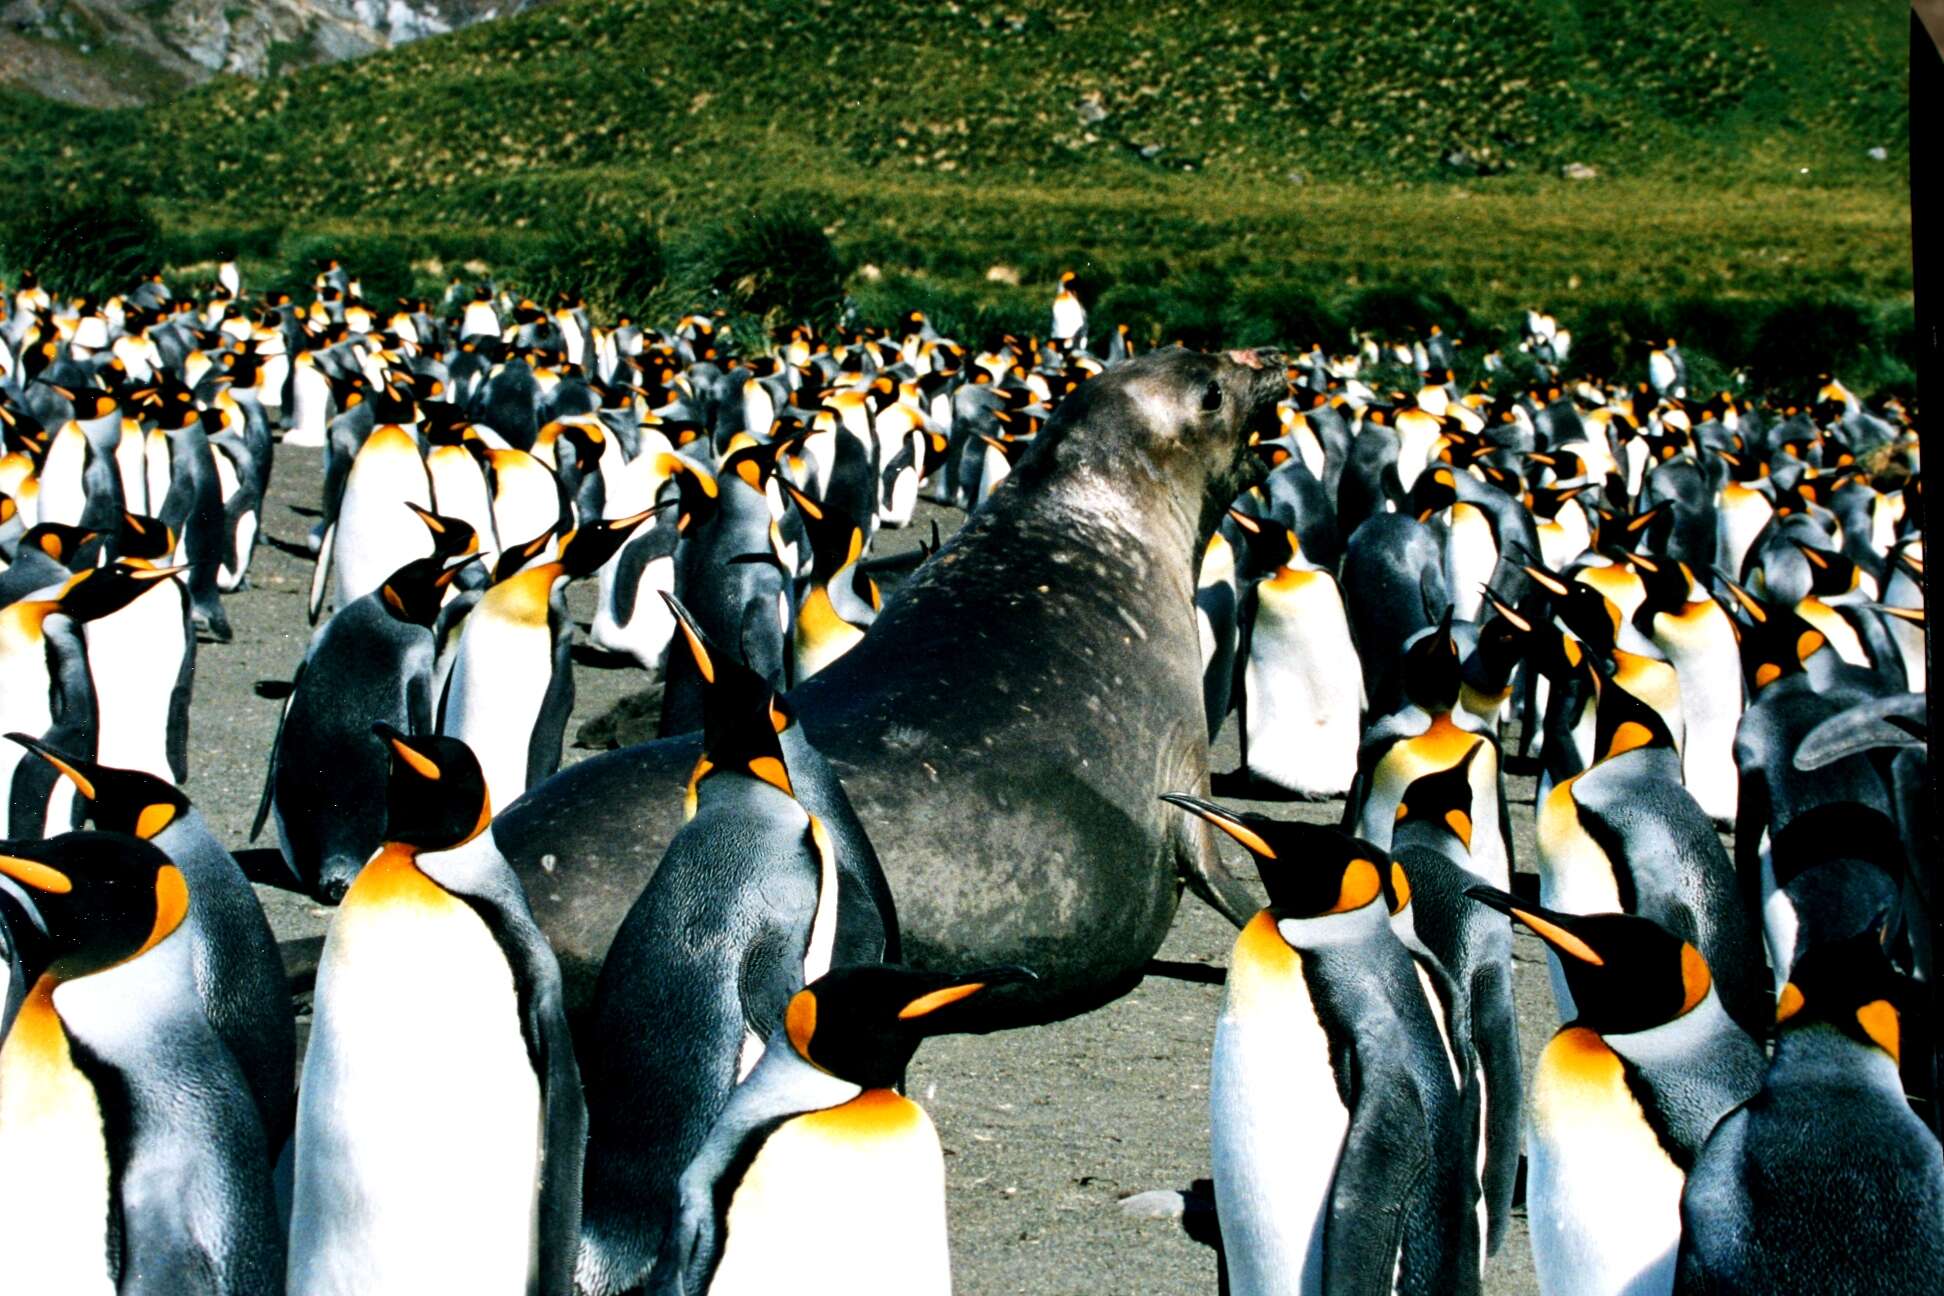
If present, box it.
[0,0,540,105]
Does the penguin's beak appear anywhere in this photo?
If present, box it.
[1160,794,1276,860]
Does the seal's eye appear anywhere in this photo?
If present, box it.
[1201,381,1224,412]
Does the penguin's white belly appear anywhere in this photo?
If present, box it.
[334,466,434,610]
[1527,1035,1683,1296]
[442,622,554,815]
[1443,504,1496,623]
[493,476,560,552]
[0,995,116,1296]
[591,553,676,669]
[86,589,182,781]
[1243,575,1360,798]
[289,888,541,1295]
[115,433,149,512]
[37,437,88,527]
[1663,633,1741,826]
[1536,780,1619,1021]
[709,1092,950,1296]
[1211,971,1347,1296]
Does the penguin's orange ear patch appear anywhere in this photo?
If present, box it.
[898,982,986,1020]
[1856,1000,1900,1061]
[1776,982,1805,1023]
[786,989,818,1059]
[388,738,442,781]
[0,852,72,894]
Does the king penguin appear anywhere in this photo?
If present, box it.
[1467,889,1763,1296]
[0,832,284,1294]
[1220,507,1362,800]
[255,552,466,901]
[1677,932,1944,1294]
[576,596,898,1296]
[7,733,294,1143]
[1160,797,1481,1296]
[438,512,652,816]
[287,727,584,1296]
[651,963,1032,1296]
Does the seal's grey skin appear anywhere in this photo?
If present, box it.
[497,347,1285,1024]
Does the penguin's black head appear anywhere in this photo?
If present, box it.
[1408,465,1463,521]
[1395,744,1481,851]
[0,832,187,992]
[558,510,655,579]
[56,560,183,623]
[1399,607,1463,713]
[1588,672,1676,762]
[18,522,100,570]
[783,482,866,581]
[491,529,557,583]
[557,421,608,474]
[660,454,721,535]
[1789,540,1863,599]
[661,592,797,807]
[1623,550,1693,623]
[1719,578,1824,693]
[404,502,481,563]
[1474,591,1536,688]
[114,512,176,563]
[1776,930,1908,1061]
[1466,886,1711,1035]
[378,554,468,626]
[1160,797,1397,920]
[784,963,1036,1089]
[1225,506,1298,575]
[6,734,190,840]
[1523,562,1619,658]
[373,725,491,852]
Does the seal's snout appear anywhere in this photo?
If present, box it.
[1228,349,1264,370]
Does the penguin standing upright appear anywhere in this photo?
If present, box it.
[782,482,880,682]
[438,513,650,816]
[320,422,434,620]
[287,727,584,1295]
[7,735,294,1141]
[78,538,194,785]
[652,963,1031,1296]
[1049,271,1088,352]
[256,552,465,901]
[577,599,898,1296]
[1535,675,1767,1033]
[1221,508,1362,800]
[1161,798,1480,1296]
[1678,933,1944,1293]
[1467,889,1763,1296]
[0,833,284,1294]
[1391,753,1523,1258]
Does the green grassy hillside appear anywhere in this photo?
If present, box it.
[0,0,1914,390]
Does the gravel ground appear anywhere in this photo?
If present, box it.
[191,442,1556,1295]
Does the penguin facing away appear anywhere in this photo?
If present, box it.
[652,963,1033,1296]
[0,832,285,1294]
[287,727,585,1296]
[1677,932,1944,1294]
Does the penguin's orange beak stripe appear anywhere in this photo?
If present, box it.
[1512,907,1605,966]
[29,748,97,802]
[389,738,442,781]
[0,852,72,894]
[1204,814,1276,860]
[899,982,985,1020]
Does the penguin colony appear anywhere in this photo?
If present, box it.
[0,257,1936,1296]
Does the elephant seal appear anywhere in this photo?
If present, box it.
[496,346,1286,1024]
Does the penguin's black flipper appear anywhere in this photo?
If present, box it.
[738,926,807,1044]
[167,600,196,783]
[1473,960,1523,1256]
[1324,1062,1432,1296]
[463,882,588,1296]
[251,658,303,843]
[307,522,334,625]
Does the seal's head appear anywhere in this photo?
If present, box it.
[1011,346,1287,551]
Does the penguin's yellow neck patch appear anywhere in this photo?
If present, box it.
[1227,911,1303,1014]
[1533,1026,1635,1123]
[341,843,458,914]
[0,978,82,1120]
[794,1089,928,1143]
